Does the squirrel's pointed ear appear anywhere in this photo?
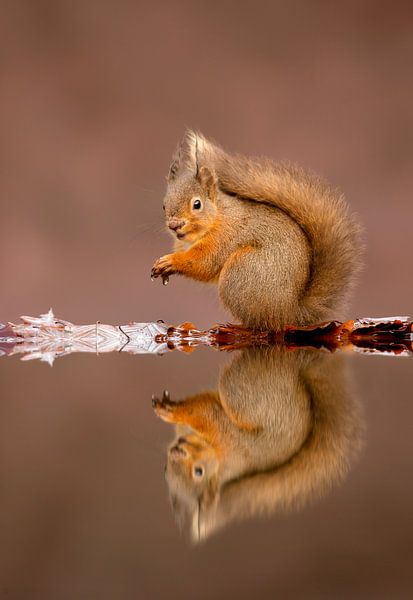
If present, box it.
[197,165,217,201]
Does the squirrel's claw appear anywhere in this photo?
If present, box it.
[151,254,176,284]
[152,390,179,422]
[151,390,174,409]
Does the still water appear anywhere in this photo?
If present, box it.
[0,345,412,599]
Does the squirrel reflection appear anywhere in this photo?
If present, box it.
[153,348,363,542]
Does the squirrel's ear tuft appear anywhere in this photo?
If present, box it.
[183,129,215,171]
[197,165,217,201]
[182,129,199,174]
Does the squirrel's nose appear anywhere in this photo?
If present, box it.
[168,219,185,232]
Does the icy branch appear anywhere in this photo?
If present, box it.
[1,310,412,365]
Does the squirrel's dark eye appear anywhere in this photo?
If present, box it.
[194,466,204,478]
[192,198,202,210]
[162,204,165,211]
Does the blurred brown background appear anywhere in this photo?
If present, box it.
[1,2,413,599]
[1,0,412,326]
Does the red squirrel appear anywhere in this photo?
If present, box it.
[151,131,362,330]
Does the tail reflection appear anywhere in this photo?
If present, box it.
[153,348,363,541]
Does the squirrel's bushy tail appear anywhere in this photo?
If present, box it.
[185,131,363,323]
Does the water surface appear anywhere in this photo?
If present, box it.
[0,346,412,599]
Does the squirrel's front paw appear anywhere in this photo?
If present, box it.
[151,254,176,285]
[152,390,178,422]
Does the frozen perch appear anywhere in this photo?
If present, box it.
[1,309,412,365]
